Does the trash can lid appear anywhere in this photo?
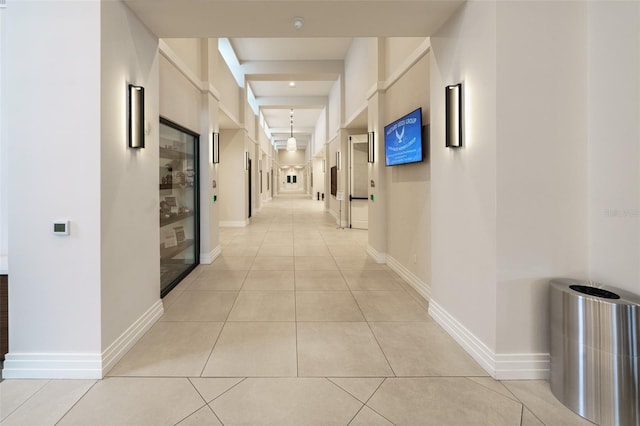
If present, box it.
[550,278,640,306]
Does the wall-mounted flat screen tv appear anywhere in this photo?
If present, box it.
[384,107,423,166]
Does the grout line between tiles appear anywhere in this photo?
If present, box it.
[207,404,226,426]
[520,403,548,426]
[53,379,99,426]
[172,399,209,426]
[183,376,234,426]
[519,404,524,426]
[358,378,397,426]
[464,377,522,403]
[331,247,398,377]
[0,379,51,422]
[198,271,249,377]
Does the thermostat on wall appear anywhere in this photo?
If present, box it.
[53,220,70,235]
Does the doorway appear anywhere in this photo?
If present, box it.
[349,134,369,229]
[159,118,200,297]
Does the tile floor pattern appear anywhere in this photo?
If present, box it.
[0,195,593,425]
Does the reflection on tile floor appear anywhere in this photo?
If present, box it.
[0,195,591,425]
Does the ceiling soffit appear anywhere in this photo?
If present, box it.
[124,0,465,145]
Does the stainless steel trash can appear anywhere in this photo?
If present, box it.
[550,278,640,426]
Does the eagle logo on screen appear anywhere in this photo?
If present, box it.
[395,126,405,144]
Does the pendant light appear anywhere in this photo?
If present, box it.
[286,109,297,152]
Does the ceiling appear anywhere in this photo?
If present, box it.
[124,0,465,151]
[235,38,351,150]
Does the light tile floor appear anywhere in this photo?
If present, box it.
[0,195,593,425]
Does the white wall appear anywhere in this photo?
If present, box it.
[344,38,369,123]
[328,78,342,139]
[0,7,7,274]
[367,38,383,90]
[244,96,257,142]
[384,55,431,295]
[258,132,270,203]
[159,55,201,132]
[384,38,426,80]
[367,99,385,246]
[163,39,202,79]
[312,157,326,199]
[313,108,327,157]
[5,0,103,373]
[495,1,589,355]
[587,1,640,295]
[430,1,499,352]
[100,0,160,351]
[200,89,221,262]
[219,129,247,226]
[278,149,306,167]
[215,50,241,125]
[429,1,626,379]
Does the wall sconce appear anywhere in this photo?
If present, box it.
[336,151,342,170]
[128,84,145,148]
[244,151,249,171]
[367,131,375,163]
[446,83,463,148]
[212,132,220,164]
[322,159,326,173]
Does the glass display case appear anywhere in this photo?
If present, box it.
[159,118,199,297]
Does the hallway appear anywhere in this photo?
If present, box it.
[0,196,589,425]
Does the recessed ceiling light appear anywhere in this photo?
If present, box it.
[289,81,296,88]
[293,16,304,30]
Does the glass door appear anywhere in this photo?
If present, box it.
[159,117,199,297]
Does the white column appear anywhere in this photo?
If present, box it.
[199,38,221,263]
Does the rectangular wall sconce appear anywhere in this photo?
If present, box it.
[244,151,249,171]
[336,151,342,170]
[212,132,220,164]
[322,159,326,173]
[445,83,463,148]
[367,131,375,163]
[128,84,145,148]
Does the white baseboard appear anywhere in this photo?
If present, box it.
[3,300,164,379]
[366,245,387,264]
[219,220,248,227]
[200,245,221,264]
[101,299,164,376]
[428,299,496,377]
[2,353,103,379]
[494,353,550,380]
[428,299,549,380]
[386,255,431,301]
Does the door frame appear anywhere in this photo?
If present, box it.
[248,158,252,219]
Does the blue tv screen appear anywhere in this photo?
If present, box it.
[384,107,423,166]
